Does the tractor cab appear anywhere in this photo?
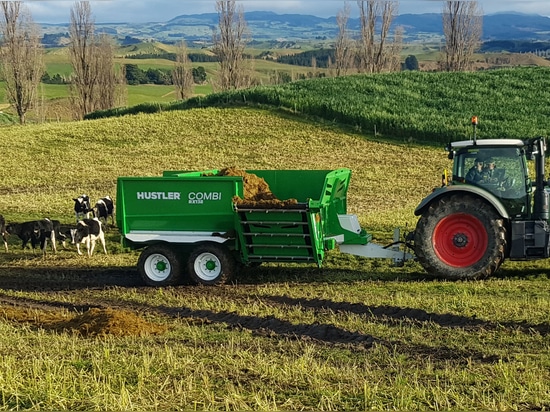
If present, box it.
[448,139,532,218]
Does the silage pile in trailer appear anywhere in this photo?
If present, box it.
[217,167,299,208]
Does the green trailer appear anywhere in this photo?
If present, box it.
[116,168,411,286]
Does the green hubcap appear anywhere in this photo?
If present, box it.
[205,260,217,271]
[156,261,167,271]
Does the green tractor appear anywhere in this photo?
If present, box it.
[413,118,550,279]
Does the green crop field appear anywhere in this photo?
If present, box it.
[0,69,549,410]
[88,66,550,145]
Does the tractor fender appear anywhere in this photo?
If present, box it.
[414,185,510,219]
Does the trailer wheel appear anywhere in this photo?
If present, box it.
[187,244,235,285]
[414,194,507,280]
[138,244,182,287]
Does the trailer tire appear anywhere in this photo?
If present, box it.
[138,244,182,287]
[414,194,506,280]
[187,244,235,285]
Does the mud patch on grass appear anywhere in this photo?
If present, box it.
[0,305,166,337]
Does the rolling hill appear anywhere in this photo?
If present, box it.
[86,67,550,145]
[39,11,550,47]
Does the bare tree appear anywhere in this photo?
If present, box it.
[68,1,123,118]
[69,1,97,118]
[334,2,355,76]
[172,40,194,100]
[387,25,403,72]
[213,0,251,90]
[357,0,375,73]
[310,56,317,77]
[0,1,43,124]
[356,0,399,73]
[442,1,483,72]
[95,33,126,110]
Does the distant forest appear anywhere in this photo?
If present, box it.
[124,49,337,69]
[125,53,218,63]
[480,40,550,53]
[123,40,550,70]
[124,51,331,63]
[274,49,335,68]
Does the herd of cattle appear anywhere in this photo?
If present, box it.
[0,195,114,257]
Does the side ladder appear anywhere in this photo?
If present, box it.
[235,205,321,264]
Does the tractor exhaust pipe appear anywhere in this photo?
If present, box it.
[533,138,549,221]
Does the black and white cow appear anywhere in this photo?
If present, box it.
[6,220,42,252]
[35,218,57,254]
[73,218,107,256]
[0,215,8,252]
[47,219,72,250]
[7,219,58,254]
[94,196,114,227]
[58,223,78,250]
[73,194,93,222]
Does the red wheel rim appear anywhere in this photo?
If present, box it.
[433,213,488,267]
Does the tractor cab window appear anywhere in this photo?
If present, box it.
[455,146,530,215]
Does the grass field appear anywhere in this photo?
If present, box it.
[0,49,323,122]
[0,105,549,410]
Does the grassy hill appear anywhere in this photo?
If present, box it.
[0,107,438,232]
[89,66,550,145]
[3,44,326,120]
[0,73,549,410]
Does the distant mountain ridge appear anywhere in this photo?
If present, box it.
[39,11,550,47]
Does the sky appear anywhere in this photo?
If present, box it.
[22,0,550,24]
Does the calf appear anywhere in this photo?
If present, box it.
[0,215,8,252]
[47,219,71,250]
[6,220,42,252]
[73,218,107,257]
[35,218,57,254]
[58,223,77,249]
[73,194,93,222]
[94,196,114,227]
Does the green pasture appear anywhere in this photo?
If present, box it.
[126,84,177,105]
[125,83,212,105]
[24,53,316,111]
[0,81,212,114]
[39,83,70,99]
[43,61,73,77]
[0,105,549,410]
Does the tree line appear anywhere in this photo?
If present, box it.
[125,52,219,63]
[124,64,207,85]
[41,65,208,86]
[275,49,419,71]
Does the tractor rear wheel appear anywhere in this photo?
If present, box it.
[414,194,507,280]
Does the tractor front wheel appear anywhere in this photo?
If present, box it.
[414,194,507,280]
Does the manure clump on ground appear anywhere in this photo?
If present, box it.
[0,305,166,337]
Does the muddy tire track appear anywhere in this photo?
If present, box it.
[0,270,546,360]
